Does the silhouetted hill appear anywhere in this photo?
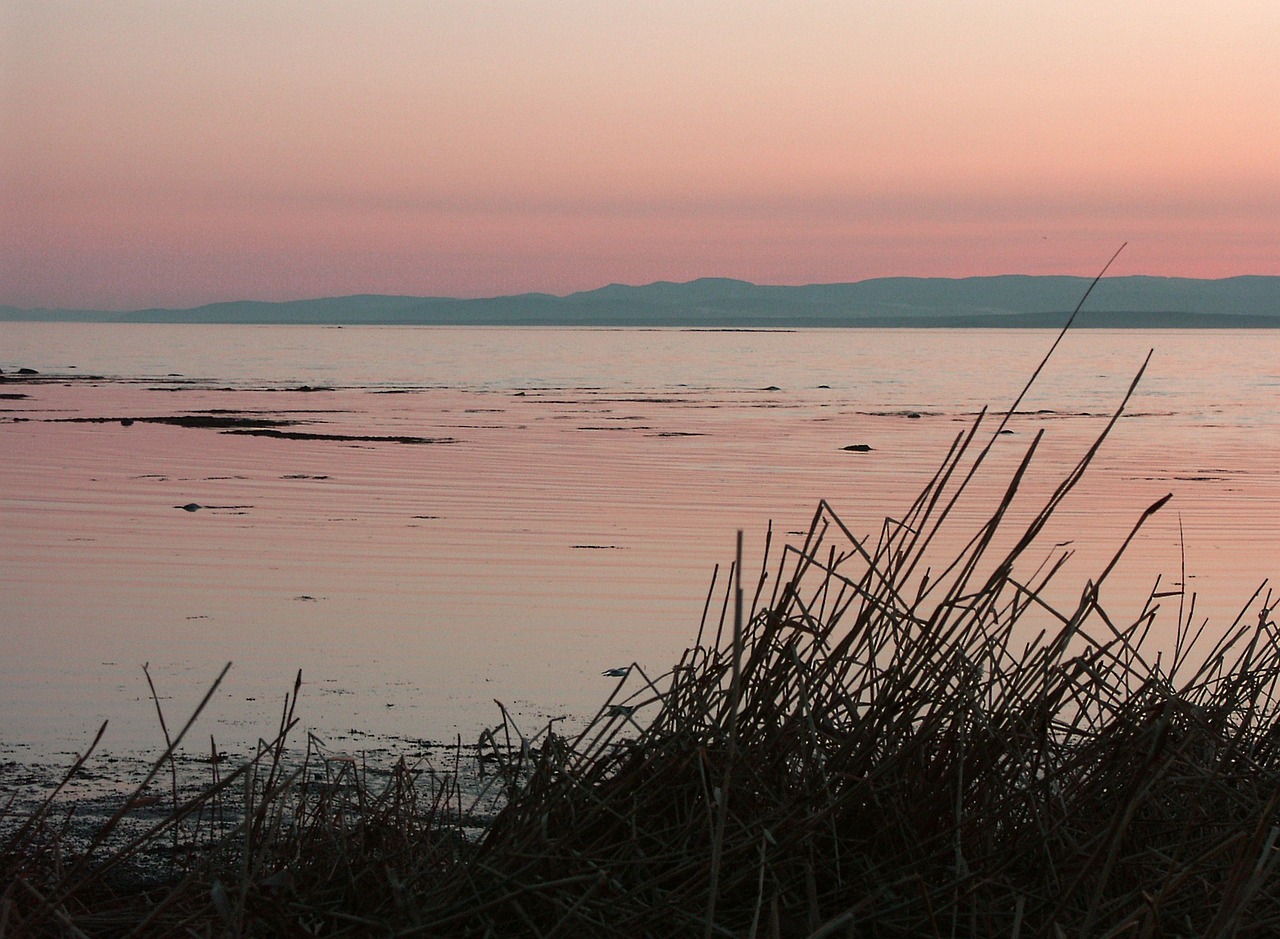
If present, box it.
[4,276,1280,327]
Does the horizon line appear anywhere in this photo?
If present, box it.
[6,271,1280,315]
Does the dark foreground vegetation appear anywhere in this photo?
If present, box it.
[7,355,1280,937]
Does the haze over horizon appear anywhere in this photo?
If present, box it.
[4,2,1278,311]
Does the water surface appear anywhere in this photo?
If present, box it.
[3,325,1279,765]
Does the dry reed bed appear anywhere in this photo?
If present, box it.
[5,360,1280,937]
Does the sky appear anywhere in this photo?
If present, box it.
[3,1,1279,310]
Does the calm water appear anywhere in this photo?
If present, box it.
[3,324,1280,765]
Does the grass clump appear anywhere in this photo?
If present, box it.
[436,361,1280,938]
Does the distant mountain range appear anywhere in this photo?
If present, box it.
[5,275,1280,327]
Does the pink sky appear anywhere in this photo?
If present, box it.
[3,2,1278,310]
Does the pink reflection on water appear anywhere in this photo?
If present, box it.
[2,327,1280,762]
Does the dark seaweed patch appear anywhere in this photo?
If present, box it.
[223,428,458,444]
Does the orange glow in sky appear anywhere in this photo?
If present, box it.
[3,2,1278,309]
